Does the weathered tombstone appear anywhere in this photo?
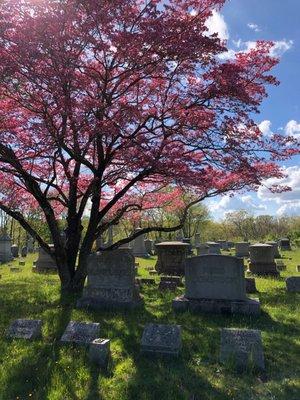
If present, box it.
[35,245,57,273]
[0,233,13,263]
[89,339,110,368]
[27,236,35,253]
[276,259,286,271]
[182,238,193,254]
[286,277,300,293]
[136,278,156,286]
[132,228,149,258]
[60,321,100,345]
[220,328,265,371]
[206,242,221,255]
[172,255,260,315]
[141,323,182,356]
[218,240,229,251]
[21,246,28,258]
[149,269,157,275]
[160,276,183,287]
[266,241,281,258]
[144,239,154,255]
[11,244,19,258]
[196,243,209,256]
[77,248,141,309]
[158,280,177,292]
[6,319,42,340]
[235,242,249,258]
[155,241,189,276]
[194,233,201,246]
[279,238,292,251]
[248,243,279,277]
[245,277,257,293]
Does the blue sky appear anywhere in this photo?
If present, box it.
[203,0,300,220]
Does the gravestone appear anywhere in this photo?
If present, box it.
[160,276,183,287]
[194,233,201,246]
[220,328,265,371]
[158,280,177,292]
[35,245,57,273]
[266,241,281,258]
[60,321,100,345]
[89,339,110,368]
[276,259,286,271]
[286,277,300,293]
[218,240,229,251]
[0,233,13,263]
[248,243,279,277]
[19,261,26,266]
[296,265,300,273]
[206,242,221,255]
[11,245,19,258]
[149,269,157,275]
[132,228,149,258]
[196,243,209,256]
[279,238,291,251]
[245,278,257,293]
[136,278,156,286]
[6,319,42,340]
[141,323,181,356]
[182,238,193,254]
[144,239,154,255]
[155,241,189,276]
[21,246,28,258]
[235,242,249,258]
[173,255,260,315]
[27,236,35,253]
[77,248,141,309]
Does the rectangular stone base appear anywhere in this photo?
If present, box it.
[248,262,279,277]
[172,296,260,315]
[77,296,143,310]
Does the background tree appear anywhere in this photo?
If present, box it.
[0,0,298,292]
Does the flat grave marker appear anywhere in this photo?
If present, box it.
[6,319,42,340]
[141,323,181,356]
[286,277,300,293]
[60,321,100,345]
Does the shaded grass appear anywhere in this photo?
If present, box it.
[0,251,299,399]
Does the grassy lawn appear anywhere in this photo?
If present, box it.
[0,250,299,400]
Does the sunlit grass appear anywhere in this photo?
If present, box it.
[0,250,299,399]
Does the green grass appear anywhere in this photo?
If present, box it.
[0,250,299,400]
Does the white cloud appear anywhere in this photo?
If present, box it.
[222,39,293,61]
[285,120,300,139]
[259,120,274,137]
[207,193,266,216]
[257,165,300,216]
[247,23,261,32]
[205,10,229,41]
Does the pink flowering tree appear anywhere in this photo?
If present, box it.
[0,0,298,292]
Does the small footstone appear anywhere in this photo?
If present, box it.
[141,323,181,356]
[158,281,177,292]
[286,277,300,293]
[137,278,156,286]
[6,319,42,340]
[276,260,286,271]
[60,321,100,345]
[149,270,157,275]
[160,276,183,286]
[89,338,110,368]
[220,328,265,371]
[245,278,257,293]
[19,261,26,266]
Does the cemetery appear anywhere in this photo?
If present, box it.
[0,0,299,399]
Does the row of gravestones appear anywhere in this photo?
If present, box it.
[6,318,265,371]
[0,233,35,263]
